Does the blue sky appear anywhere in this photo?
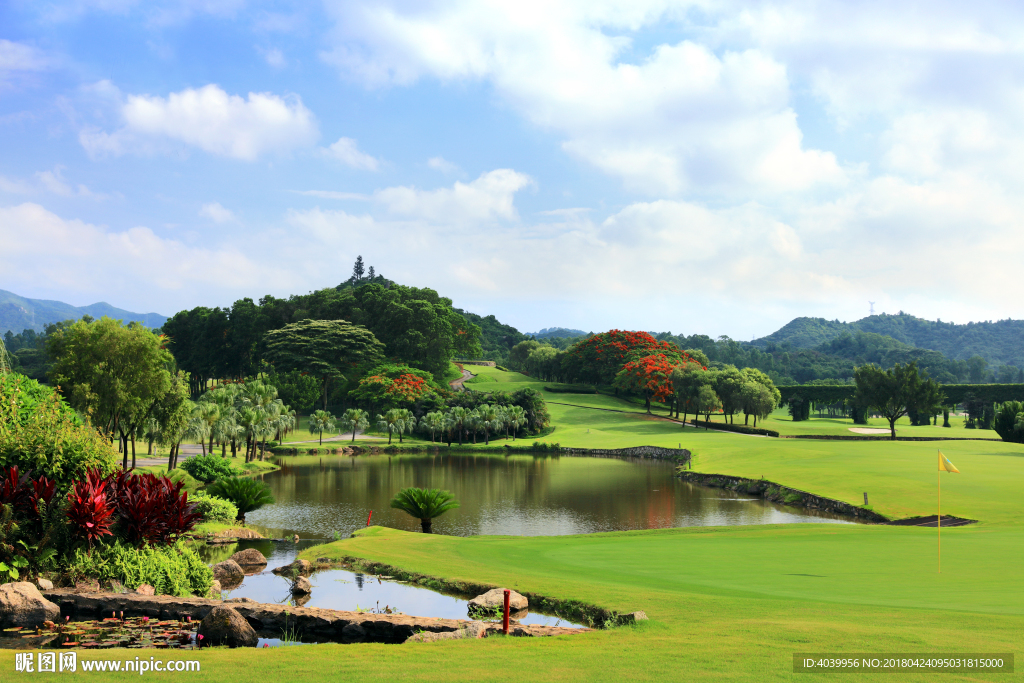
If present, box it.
[2,1,1023,338]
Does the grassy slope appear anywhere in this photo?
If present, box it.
[10,366,1021,681]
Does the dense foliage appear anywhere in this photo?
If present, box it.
[0,373,118,485]
[66,540,211,597]
[188,491,239,524]
[206,477,275,523]
[180,454,235,483]
[853,362,944,439]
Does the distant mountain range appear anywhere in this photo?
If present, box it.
[0,289,166,335]
[751,313,1024,368]
[527,327,589,339]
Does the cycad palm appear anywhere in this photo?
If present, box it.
[308,409,336,445]
[389,487,460,533]
[341,408,370,442]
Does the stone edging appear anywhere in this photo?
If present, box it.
[41,590,588,645]
[676,471,890,523]
[560,445,691,466]
[779,434,1002,441]
[311,556,647,629]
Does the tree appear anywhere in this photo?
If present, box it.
[420,411,445,442]
[694,385,721,429]
[206,477,275,524]
[477,404,503,445]
[308,409,336,445]
[264,319,384,411]
[340,408,370,442]
[507,405,527,440]
[48,317,173,470]
[853,361,944,440]
[614,353,690,414]
[348,363,437,414]
[389,487,459,533]
[671,363,711,426]
[352,255,365,282]
[563,330,683,386]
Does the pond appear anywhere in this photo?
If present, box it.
[244,452,852,538]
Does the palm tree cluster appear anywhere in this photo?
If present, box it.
[416,404,528,446]
[144,381,296,466]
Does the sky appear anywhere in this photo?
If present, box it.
[2,0,1023,339]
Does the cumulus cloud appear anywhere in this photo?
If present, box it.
[322,137,380,170]
[427,156,460,173]
[199,201,237,223]
[80,83,319,160]
[321,1,844,196]
[0,203,294,312]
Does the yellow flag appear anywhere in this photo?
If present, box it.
[938,450,960,473]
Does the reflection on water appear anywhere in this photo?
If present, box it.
[244,453,852,538]
[213,540,583,629]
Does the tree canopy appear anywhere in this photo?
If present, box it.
[853,361,944,440]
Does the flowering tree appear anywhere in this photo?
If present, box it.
[614,351,704,414]
[349,364,437,414]
[565,330,684,386]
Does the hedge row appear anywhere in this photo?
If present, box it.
[778,383,1024,406]
[686,420,780,438]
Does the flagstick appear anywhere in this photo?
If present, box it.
[938,451,942,574]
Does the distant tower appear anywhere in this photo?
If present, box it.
[868,301,876,315]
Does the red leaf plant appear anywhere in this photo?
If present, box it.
[66,470,114,552]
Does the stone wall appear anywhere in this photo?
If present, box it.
[561,445,691,466]
[676,471,889,523]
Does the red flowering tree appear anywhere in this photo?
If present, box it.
[614,351,704,413]
[349,363,439,413]
[564,330,684,386]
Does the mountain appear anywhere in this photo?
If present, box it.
[0,289,167,335]
[527,327,589,339]
[752,312,1024,369]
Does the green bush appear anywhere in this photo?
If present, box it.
[206,476,275,523]
[189,491,238,524]
[180,453,235,483]
[65,541,212,597]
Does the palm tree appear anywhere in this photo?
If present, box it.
[376,409,402,444]
[422,411,445,442]
[477,404,502,445]
[193,401,221,455]
[507,405,527,440]
[389,487,460,533]
[210,415,236,457]
[308,409,336,445]
[447,407,469,446]
[341,408,370,442]
[207,476,276,525]
[393,408,416,444]
[142,416,161,455]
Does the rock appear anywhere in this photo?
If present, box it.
[74,579,100,593]
[197,606,258,648]
[223,597,255,604]
[290,577,311,595]
[134,584,155,596]
[229,548,267,570]
[212,560,244,588]
[36,578,53,591]
[616,610,648,624]
[292,593,311,607]
[467,588,528,615]
[209,580,222,597]
[272,559,312,577]
[0,582,60,629]
[406,622,488,643]
[341,622,366,643]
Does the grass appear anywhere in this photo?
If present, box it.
[8,366,1021,681]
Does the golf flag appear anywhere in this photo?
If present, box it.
[938,451,960,473]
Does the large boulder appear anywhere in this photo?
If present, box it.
[197,606,258,648]
[0,582,60,628]
[229,548,267,572]
[272,559,312,577]
[468,588,528,616]
[212,560,244,588]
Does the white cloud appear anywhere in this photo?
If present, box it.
[373,169,532,223]
[80,84,319,160]
[0,167,110,199]
[0,40,49,83]
[258,46,286,68]
[321,1,844,196]
[427,156,460,173]
[199,202,237,223]
[322,137,380,170]
[0,203,294,312]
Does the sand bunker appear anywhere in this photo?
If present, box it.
[848,428,893,434]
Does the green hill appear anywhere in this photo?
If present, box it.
[0,289,166,335]
[753,312,1024,369]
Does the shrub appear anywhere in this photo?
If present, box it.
[189,491,238,524]
[105,471,202,547]
[0,373,117,487]
[180,453,235,483]
[66,470,115,551]
[206,477,275,523]
[66,540,212,597]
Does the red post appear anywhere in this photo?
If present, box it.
[367,510,372,526]
[502,589,510,634]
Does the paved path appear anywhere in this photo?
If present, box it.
[449,367,474,391]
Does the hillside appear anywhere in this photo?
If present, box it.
[752,312,1024,368]
[527,327,589,339]
[0,289,166,334]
